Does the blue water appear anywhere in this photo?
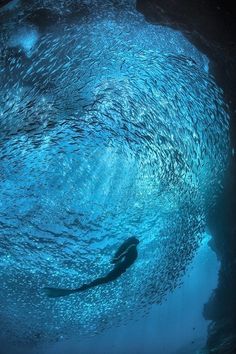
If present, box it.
[42,233,219,354]
[0,0,230,352]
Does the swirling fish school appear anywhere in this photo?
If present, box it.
[0,0,230,347]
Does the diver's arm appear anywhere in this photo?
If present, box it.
[111,241,129,263]
[111,244,136,263]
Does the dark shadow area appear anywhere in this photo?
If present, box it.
[0,0,12,7]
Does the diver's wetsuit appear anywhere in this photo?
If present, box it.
[77,237,139,292]
[44,236,139,298]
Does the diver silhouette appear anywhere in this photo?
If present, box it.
[44,236,139,298]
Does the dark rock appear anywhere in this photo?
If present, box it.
[0,0,12,8]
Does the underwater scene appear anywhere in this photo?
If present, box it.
[0,0,232,353]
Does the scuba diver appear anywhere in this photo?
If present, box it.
[44,236,139,298]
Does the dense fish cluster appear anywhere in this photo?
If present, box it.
[0,0,230,348]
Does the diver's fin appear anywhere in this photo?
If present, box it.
[44,287,76,298]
